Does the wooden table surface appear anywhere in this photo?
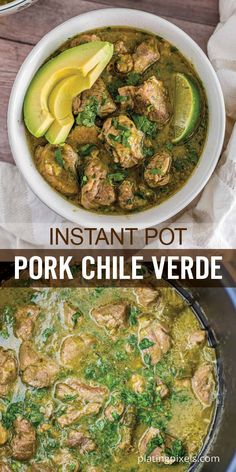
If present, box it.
[0,0,219,164]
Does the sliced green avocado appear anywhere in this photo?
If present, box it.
[23,41,114,138]
[45,53,113,145]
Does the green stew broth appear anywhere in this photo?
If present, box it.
[26,27,208,215]
[0,285,217,471]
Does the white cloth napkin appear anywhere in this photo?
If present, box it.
[0,0,236,249]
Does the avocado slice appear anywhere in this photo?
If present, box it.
[24,41,113,138]
[45,53,113,145]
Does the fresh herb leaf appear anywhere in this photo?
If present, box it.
[71,310,82,326]
[127,334,138,348]
[139,338,155,350]
[42,327,55,341]
[144,354,152,365]
[165,438,186,459]
[129,306,139,326]
[63,394,78,402]
[54,148,64,168]
[143,147,154,158]
[149,168,163,175]
[79,144,97,157]
[171,390,190,403]
[109,119,132,148]
[146,433,165,457]
[126,72,141,86]
[166,142,174,151]
[115,95,129,103]
[0,305,14,339]
[108,172,127,183]
[76,97,99,127]
[107,78,124,97]
[132,114,157,138]
[25,402,44,426]
[2,402,24,428]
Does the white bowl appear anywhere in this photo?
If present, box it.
[0,0,38,16]
[8,8,225,231]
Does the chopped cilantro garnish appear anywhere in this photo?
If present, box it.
[115,95,129,103]
[76,97,99,127]
[166,142,174,151]
[132,114,157,138]
[109,119,132,148]
[146,433,165,457]
[165,438,186,459]
[71,310,82,326]
[129,306,139,326]
[108,172,127,183]
[79,144,97,157]
[42,327,55,341]
[107,78,124,97]
[139,338,155,350]
[143,147,154,158]
[54,148,64,168]
[149,168,163,175]
[126,72,141,86]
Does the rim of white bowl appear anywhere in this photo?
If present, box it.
[0,0,31,12]
[8,8,226,231]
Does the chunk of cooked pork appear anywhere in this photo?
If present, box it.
[91,302,128,332]
[144,151,172,188]
[118,180,146,212]
[135,286,160,307]
[35,144,79,196]
[14,305,40,341]
[0,347,18,397]
[11,418,36,461]
[74,78,116,117]
[101,115,144,168]
[134,76,170,126]
[188,331,206,348]
[81,154,116,210]
[19,342,59,388]
[55,379,108,404]
[118,405,136,452]
[67,430,96,453]
[60,334,96,367]
[67,125,100,149]
[138,317,171,365]
[27,464,53,472]
[57,402,102,428]
[133,38,160,73]
[116,54,134,74]
[0,463,12,472]
[191,364,216,407]
[119,76,170,127]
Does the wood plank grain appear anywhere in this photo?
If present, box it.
[83,0,219,26]
[0,0,217,46]
[0,39,32,164]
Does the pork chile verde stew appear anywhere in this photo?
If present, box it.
[24,28,208,214]
[0,284,217,471]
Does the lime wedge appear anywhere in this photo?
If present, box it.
[172,73,201,144]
